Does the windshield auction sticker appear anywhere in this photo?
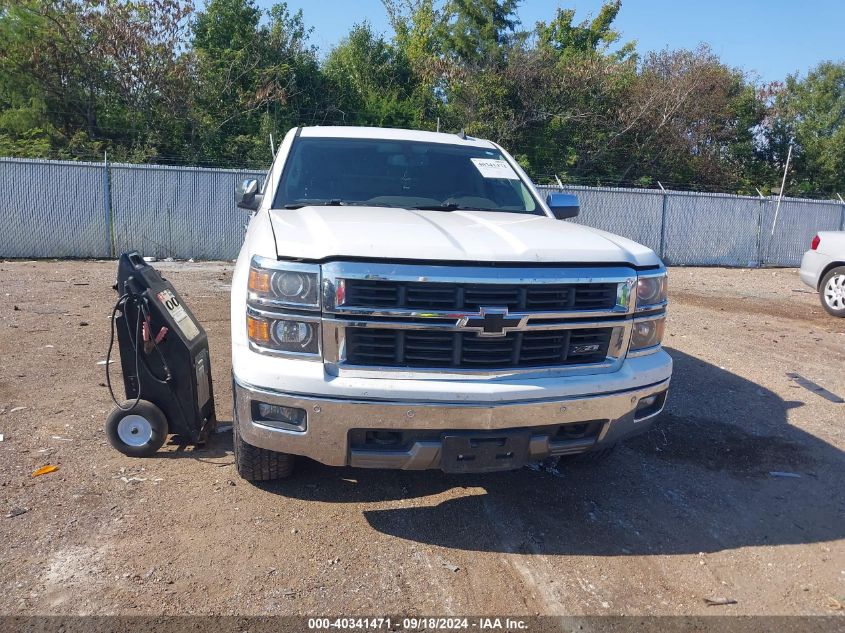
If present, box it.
[470,158,519,180]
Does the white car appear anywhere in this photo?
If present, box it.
[229,126,672,481]
[799,231,845,317]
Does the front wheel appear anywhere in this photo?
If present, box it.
[820,266,845,317]
[233,423,295,482]
[106,400,169,457]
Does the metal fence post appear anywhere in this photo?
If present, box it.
[838,194,845,231]
[103,152,114,258]
[657,182,668,261]
[754,190,766,267]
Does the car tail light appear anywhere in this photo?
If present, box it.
[811,235,821,250]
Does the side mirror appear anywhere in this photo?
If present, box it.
[546,193,579,220]
[236,178,263,211]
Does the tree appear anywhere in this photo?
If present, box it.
[536,1,635,62]
[0,0,194,162]
[324,23,418,127]
[0,0,830,197]
[442,2,635,181]
[768,61,845,196]
[191,0,323,165]
[440,0,521,66]
[0,0,57,156]
[599,47,768,191]
[382,0,442,70]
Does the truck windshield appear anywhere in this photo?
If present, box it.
[273,136,540,214]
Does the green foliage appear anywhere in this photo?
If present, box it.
[324,22,418,127]
[439,0,520,65]
[0,0,840,196]
[192,0,323,165]
[771,61,845,195]
[384,0,442,70]
[536,1,635,62]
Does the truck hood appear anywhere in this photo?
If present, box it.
[267,206,660,266]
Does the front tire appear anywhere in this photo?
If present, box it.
[820,266,845,317]
[233,422,295,482]
[106,400,168,457]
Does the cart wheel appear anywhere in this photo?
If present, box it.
[106,400,169,457]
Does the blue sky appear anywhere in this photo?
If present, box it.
[255,0,844,82]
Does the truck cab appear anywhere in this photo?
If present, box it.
[230,126,672,481]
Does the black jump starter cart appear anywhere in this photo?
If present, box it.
[105,252,216,456]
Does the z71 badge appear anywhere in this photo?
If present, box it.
[570,343,602,355]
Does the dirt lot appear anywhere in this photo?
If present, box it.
[1,261,844,616]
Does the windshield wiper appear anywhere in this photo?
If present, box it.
[283,200,501,212]
[412,203,497,212]
[343,201,402,208]
[283,199,346,209]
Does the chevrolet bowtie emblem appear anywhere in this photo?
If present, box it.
[457,307,528,337]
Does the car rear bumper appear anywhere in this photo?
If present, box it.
[233,370,671,470]
[799,249,828,289]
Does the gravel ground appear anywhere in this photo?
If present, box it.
[0,261,843,616]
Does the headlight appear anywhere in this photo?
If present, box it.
[636,273,667,310]
[630,316,665,351]
[247,314,320,356]
[248,257,320,309]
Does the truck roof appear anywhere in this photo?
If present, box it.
[299,125,496,148]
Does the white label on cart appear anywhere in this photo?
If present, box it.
[156,289,200,341]
[470,158,519,180]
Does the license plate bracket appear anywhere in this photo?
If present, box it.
[440,430,531,473]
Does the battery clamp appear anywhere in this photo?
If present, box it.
[105,252,217,456]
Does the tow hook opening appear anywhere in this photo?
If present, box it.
[366,430,403,447]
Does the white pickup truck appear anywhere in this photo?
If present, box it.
[230,126,672,481]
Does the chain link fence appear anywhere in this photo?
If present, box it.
[0,158,109,258]
[1,157,843,266]
[109,163,265,260]
[539,184,844,267]
[0,158,263,261]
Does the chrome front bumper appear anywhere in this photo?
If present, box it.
[233,376,670,470]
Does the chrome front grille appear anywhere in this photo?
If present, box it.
[344,279,618,312]
[320,261,638,379]
[346,327,613,369]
